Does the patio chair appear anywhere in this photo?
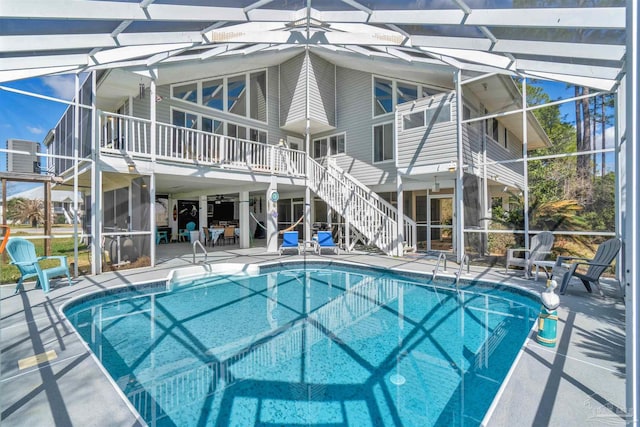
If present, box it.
[279,231,300,255]
[317,231,339,255]
[5,238,72,294]
[222,226,237,245]
[553,238,621,296]
[505,231,554,278]
[179,221,196,242]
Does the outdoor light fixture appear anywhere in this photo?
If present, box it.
[432,176,440,192]
[503,186,508,192]
[128,162,135,172]
[448,161,456,172]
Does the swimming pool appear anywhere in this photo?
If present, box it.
[64,262,539,427]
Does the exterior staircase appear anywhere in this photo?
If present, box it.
[307,157,416,256]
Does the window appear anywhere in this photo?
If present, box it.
[492,118,499,142]
[227,74,247,117]
[202,79,223,111]
[202,117,223,134]
[329,134,345,155]
[504,128,509,149]
[249,128,267,143]
[314,138,327,159]
[373,123,393,162]
[249,71,267,122]
[227,123,246,140]
[313,133,345,158]
[172,110,197,129]
[403,111,425,130]
[397,82,418,105]
[425,102,452,125]
[491,197,503,210]
[173,82,198,104]
[374,78,393,116]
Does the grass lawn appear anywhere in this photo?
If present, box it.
[1,233,91,284]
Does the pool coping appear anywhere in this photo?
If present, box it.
[1,251,626,426]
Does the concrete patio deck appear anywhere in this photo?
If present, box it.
[0,243,627,426]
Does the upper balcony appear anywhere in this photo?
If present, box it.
[99,112,307,178]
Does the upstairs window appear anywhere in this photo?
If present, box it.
[373,123,393,163]
[374,78,393,116]
[249,71,267,122]
[397,82,418,105]
[202,79,223,111]
[227,74,247,117]
[313,133,345,158]
[173,82,198,104]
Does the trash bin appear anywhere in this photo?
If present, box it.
[536,307,558,347]
[190,230,200,243]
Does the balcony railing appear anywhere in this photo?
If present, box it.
[99,112,306,177]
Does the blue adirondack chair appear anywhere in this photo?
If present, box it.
[6,238,72,294]
[179,221,197,242]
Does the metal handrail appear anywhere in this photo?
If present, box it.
[432,252,447,279]
[455,254,470,289]
[193,240,207,264]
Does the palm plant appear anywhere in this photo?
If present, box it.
[14,199,45,228]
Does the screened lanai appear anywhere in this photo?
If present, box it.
[0,0,638,424]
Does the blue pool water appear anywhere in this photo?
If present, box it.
[65,263,539,426]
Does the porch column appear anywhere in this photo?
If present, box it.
[396,172,404,256]
[90,71,102,275]
[199,195,207,242]
[266,181,278,253]
[304,187,311,242]
[150,75,156,161]
[239,190,250,249]
[150,174,156,266]
[454,69,465,263]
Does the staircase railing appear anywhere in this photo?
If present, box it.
[308,158,397,256]
[325,162,417,252]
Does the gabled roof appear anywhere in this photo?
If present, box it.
[0,1,626,91]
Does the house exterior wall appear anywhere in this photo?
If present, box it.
[395,92,458,172]
[308,53,336,128]
[279,53,306,128]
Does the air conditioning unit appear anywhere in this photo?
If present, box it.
[6,139,39,173]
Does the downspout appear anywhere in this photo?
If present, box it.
[455,70,465,263]
[73,74,80,277]
[90,71,102,275]
[149,77,157,266]
[522,78,530,255]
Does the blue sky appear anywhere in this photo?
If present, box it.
[0,75,75,195]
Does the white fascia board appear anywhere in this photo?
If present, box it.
[421,47,512,69]
[0,54,88,71]
[369,9,466,25]
[199,45,234,60]
[376,47,413,63]
[465,7,625,29]
[314,10,370,23]
[525,71,617,92]
[494,39,626,62]
[515,58,621,81]
[412,35,492,51]
[0,66,80,84]
[92,43,193,65]
[240,44,271,55]
[117,32,206,46]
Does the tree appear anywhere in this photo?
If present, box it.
[13,199,45,228]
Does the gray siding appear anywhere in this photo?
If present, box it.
[279,53,306,128]
[308,54,335,127]
[330,67,397,187]
[396,92,458,172]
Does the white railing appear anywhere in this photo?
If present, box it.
[325,162,417,252]
[308,157,397,255]
[99,112,305,177]
[99,111,151,154]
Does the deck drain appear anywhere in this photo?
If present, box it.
[389,374,406,385]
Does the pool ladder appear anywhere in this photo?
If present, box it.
[455,254,470,289]
[432,252,447,279]
[193,240,208,264]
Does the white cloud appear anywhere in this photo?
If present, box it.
[27,126,45,135]
[594,126,616,149]
[43,75,76,100]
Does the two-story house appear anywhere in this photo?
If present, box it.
[46,49,548,273]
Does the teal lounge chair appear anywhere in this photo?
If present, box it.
[279,231,299,255]
[554,238,621,296]
[317,231,339,255]
[6,238,72,294]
